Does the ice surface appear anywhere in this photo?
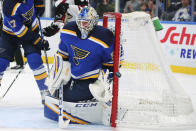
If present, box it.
[0,63,196,131]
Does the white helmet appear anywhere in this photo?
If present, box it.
[76,6,99,39]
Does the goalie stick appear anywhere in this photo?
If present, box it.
[37,16,50,73]
[58,83,70,128]
[0,62,27,100]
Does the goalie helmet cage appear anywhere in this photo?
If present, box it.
[103,12,196,129]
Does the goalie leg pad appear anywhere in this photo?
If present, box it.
[102,101,112,126]
[45,54,71,95]
[44,96,103,124]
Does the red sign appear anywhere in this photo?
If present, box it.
[160,27,196,45]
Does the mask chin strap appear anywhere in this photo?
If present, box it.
[81,29,88,39]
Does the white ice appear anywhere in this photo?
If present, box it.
[0,63,196,131]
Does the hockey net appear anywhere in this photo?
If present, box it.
[103,12,196,129]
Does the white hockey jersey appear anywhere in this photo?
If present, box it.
[172,6,192,21]
[55,0,80,18]
[54,0,84,29]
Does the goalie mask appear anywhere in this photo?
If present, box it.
[76,6,99,39]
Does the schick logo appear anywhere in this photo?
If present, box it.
[160,27,196,45]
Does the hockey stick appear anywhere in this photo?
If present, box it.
[37,16,50,73]
[58,83,70,128]
[0,62,27,100]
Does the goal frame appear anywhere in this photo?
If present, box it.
[102,11,196,129]
[103,12,122,128]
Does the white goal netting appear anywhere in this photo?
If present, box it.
[103,12,196,129]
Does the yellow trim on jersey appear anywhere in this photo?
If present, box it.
[35,4,45,7]
[89,36,109,48]
[81,74,99,80]
[11,3,21,16]
[57,52,68,59]
[61,29,77,36]
[32,22,38,31]
[17,27,28,37]
[34,72,47,80]
[33,37,41,45]
[103,63,113,67]
[2,29,15,35]
[103,61,122,67]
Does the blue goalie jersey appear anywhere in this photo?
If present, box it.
[57,21,115,80]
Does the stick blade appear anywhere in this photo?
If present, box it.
[59,119,70,128]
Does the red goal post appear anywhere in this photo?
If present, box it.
[103,12,122,127]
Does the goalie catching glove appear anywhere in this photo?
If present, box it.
[45,54,71,95]
[89,70,113,102]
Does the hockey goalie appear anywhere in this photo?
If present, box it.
[44,6,117,125]
[44,4,196,128]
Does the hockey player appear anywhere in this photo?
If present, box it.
[0,12,2,36]
[42,0,89,37]
[0,0,50,104]
[44,6,117,125]
[0,0,2,36]
[172,0,192,21]
[10,0,45,70]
